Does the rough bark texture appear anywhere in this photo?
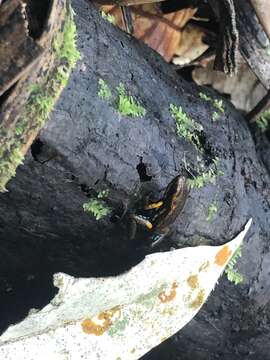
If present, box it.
[0,0,68,192]
[235,0,270,89]
[0,0,270,359]
[0,0,43,96]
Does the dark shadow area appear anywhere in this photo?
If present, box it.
[0,159,149,333]
[26,0,51,39]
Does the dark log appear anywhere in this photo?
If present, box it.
[0,1,270,359]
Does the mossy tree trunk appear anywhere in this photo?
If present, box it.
[0,0,80,192]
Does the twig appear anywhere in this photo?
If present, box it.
[246,90,270,123]
[130,7,185,33]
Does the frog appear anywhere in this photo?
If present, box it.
[129,175,189,248]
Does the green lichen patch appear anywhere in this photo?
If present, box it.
[256,110,270,132]
[108,315,129,337]
[0,7,80,192]
[136,283,167,309]
[225,245,244,285]
[188,288,205,309]
[117,83,146,117]
[98,79,112,101]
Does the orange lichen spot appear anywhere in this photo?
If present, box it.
[199,261,210,272]
[189,289,205,310]
[81,306,121,336]
[187,275,199,290]
[81,318,108,336]
[215,245,232,266]
[158,281,178,303]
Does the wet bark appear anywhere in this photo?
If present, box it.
[0,0,270,359]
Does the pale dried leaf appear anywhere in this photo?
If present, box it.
[193,60,267,112]
[172,24,209,66]
[0,220,252,360]
[101,5,197,62]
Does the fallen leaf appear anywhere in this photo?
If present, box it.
[101,4,197,62]
[172,24,209,66]
[193,59,267,112]
[0,219,252,360]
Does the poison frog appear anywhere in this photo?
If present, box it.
[129,175,189,247]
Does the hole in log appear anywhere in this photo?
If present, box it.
[31,138,44,161]
[136,157,152,182]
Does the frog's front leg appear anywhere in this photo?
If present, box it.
[130,214,153,230]
[150,227,170,248]
[128,216,137,240]
[128,214,153,240]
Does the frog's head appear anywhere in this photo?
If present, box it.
[163,175,189,212]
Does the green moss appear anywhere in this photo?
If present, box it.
[0,6,80,192]
[170,104,203,151]
[199,92,224,121]
[212,111,220,121]
[213,99,224,113]
[53,8,81,67]
[0,148,24,192]
[98,79,112,100]
[199,92,211,102]
[225,245,244,285]
[256,110,270,132]
[206,203,218,222]
[117,83,146,117]
[101,10,116,24]
[83,196,111,220]
[187,158,220,189]
[97,189,110,198]
[187,168,216,189]
[174,101,223,190]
